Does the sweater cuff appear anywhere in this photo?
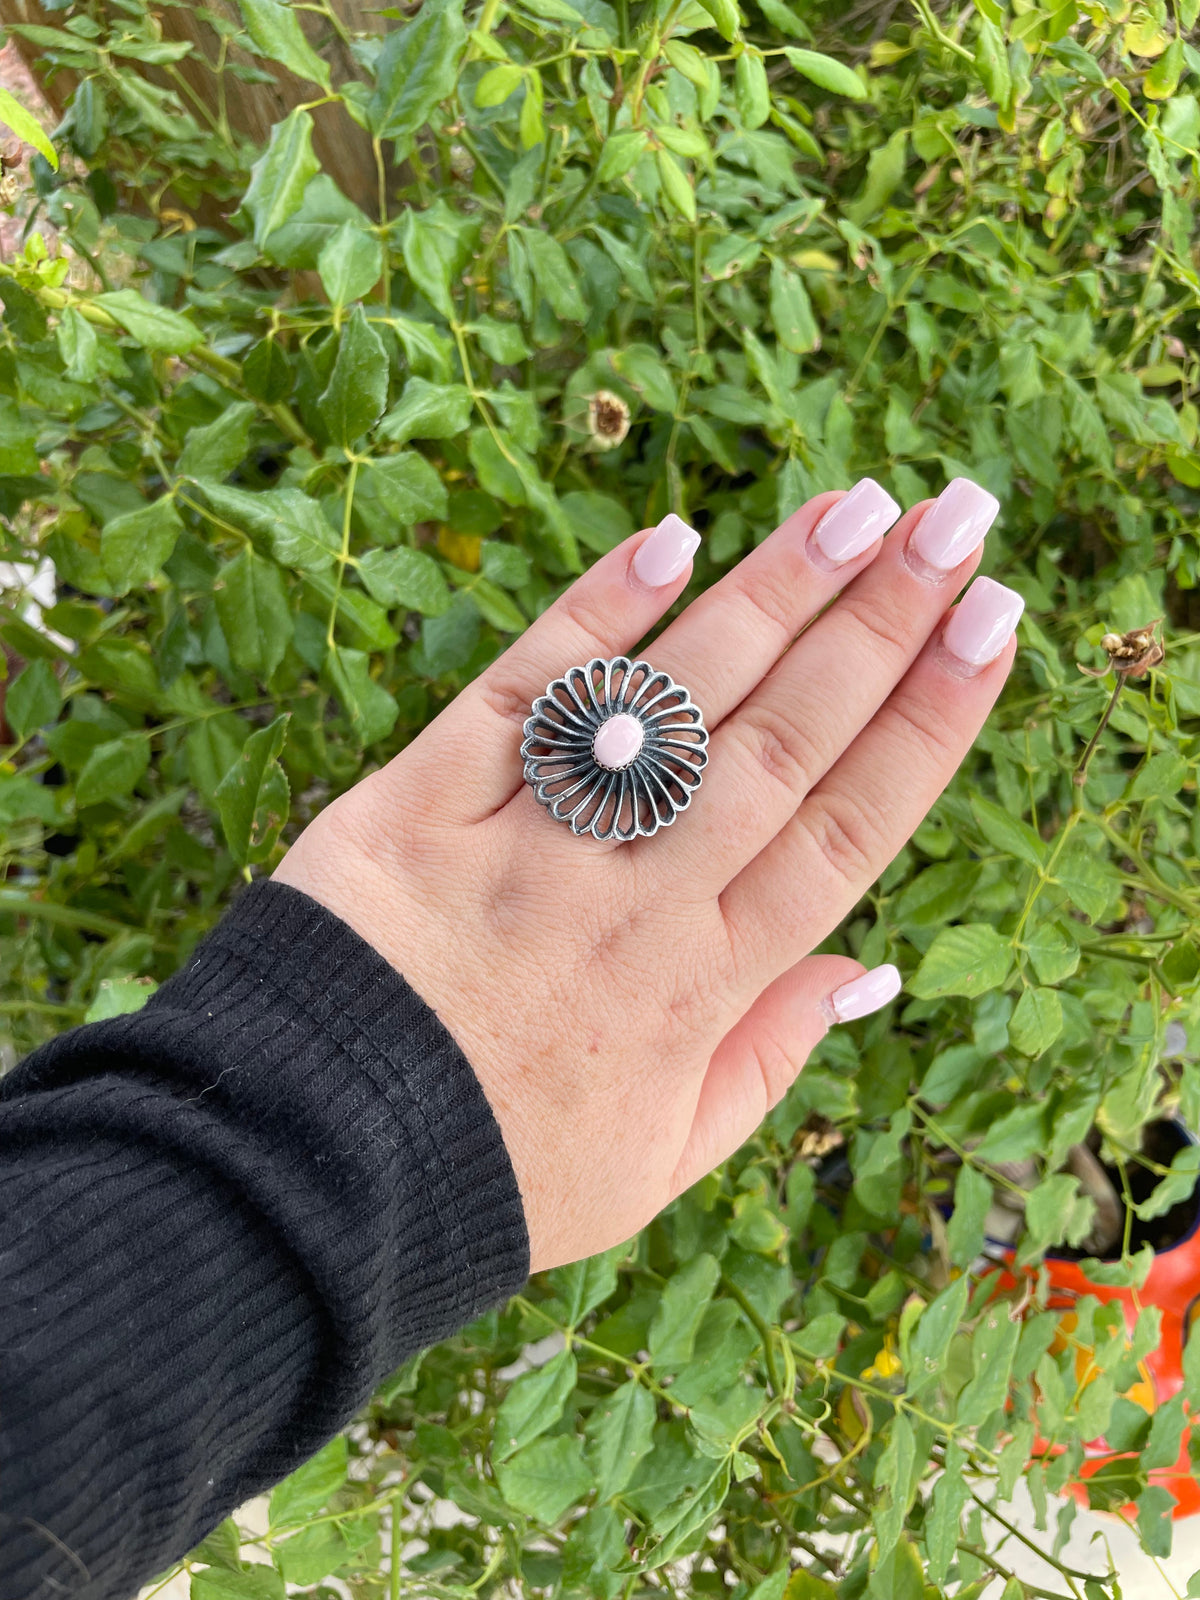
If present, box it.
[174,876,532,1372]
[19,875,531,1399]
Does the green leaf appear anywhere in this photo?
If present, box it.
[496,1434,594,1523]
[100,497,184,595]
[260,173,370,269]
[970,793,1046,867]
[0,395,39,475]
[401,208,456,318]
[545,1244,624,1325]
[1053,842,1118,923]
[1142,1391,1187,1472]
[191,482,339,573]
[1144,36,1184,100]
[521,228,588,322]
[735,50,771,129]
[480,540,532,589]
[0,772,58,824]
[357,546,450,614]
[768,260,819,353]
[955,1304,1020,1427]
[56,305,98,381]
[378,377,471,443]
[317,221,383,308]
[191,1567,286,1600]
[694,0,741,43]
[792,1311,846,1359]
[909,923,1012,999]
[189,1519,241,1573]
[177,403,256,481]
[1132,1143,1200,1221]
[95,290,202,353]
[1009,986,1064,1057]
[494,1349,577,1460]
[1135,1484,1175,1558]
[469,315,530,364]
[319,306,389,446]
[273,1518,374,1586]
[845,128,907,224]
[946,1162,992,1267]
[327,646,400,745]
[215,712,290,865]
[462,574,524,632]
[974,1101,1047,1165]
[586,1378,657,1498]
[558,491,634,555]
[783,47,867,99]
[1025,919,1080,985]
[926,1440,971,1582]
[240,109,320,248]
[596,129,649,182]
[892,860,982,928]
[649,1252,721,1367]
[6,659,60,741]
[1128,750,1188,801]
[243,339,292,403]
[906,1276,969,1391]
[269,1435,348,1527]
[84,976,158,1023]
[76,734,150,808]
[237,0,331,88]
[476,62,525,106]
[656,149,696,221]
[359,453,448,524]
[974,15,1011,106]
[367,0,466,151]
[0,85,57,166]
[214,546,293,679]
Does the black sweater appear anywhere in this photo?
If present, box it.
[0,880,530,1600]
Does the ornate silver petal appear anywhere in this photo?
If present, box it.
[521,657,708,841]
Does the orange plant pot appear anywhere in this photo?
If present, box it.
[989,1123,1200,1519]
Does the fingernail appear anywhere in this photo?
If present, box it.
[943,576,1025,669]
[908,477,999,576]
[632,513,700,588]
[821,964,902,1025]
[810,479,901,567]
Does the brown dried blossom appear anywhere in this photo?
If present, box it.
[587,389,631,450]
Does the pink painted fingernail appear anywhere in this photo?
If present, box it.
[822,964,902,1025]
[810,478,902,566]
[632,513,700,587]
[908,477,999,575]
[942,576,1025,669]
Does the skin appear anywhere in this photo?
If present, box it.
[274,485,1015,1273]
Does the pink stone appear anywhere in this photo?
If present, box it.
[592,713,644,771]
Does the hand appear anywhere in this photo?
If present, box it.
[274,477,1021,1272]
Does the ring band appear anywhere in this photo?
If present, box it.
[521,657,708,841]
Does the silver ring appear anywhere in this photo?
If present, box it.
[521,657,708,841]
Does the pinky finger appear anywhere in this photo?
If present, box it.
[669,956,902,1197]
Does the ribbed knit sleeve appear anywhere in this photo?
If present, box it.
[0,879,530,1600]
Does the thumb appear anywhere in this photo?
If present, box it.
[670,955,902,1197]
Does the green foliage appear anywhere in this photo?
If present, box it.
[2,0,1200,1592]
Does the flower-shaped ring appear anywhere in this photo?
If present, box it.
[521,657,708,841]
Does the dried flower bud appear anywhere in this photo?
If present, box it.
[587,389,631,450]
[1079,619,1165,678]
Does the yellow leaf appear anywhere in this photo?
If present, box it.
[438,528,481,570]
[790,249,840,271]
[1123,17,1167,55]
